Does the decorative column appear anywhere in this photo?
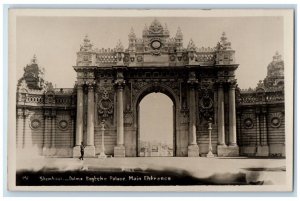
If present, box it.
[50,110,56,155]
[42,112,51,156]
[187,71,199,157]
[256,108,269,156]
[98,120,107,158]
[114,71,126,157]
[23,109,32,149]
[73,82,84,157]
[85,82,96,157]
[206,118,214,158]
[217,82,226,146]
[16,109,24,149]
[256,108,261,147]
[228,81,237,146]
[226,80,239,156]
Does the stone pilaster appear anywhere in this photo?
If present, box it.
[228,81,237,146]
[114,72,126,157]
[256,108,269,156]
[85,82,96,157]
[16,109,24,149]
[23,109,32,148]
[187,71,199,157]
[73,83,84,157]
[226,81,239,156]
[42,110,52,156]
[217,82,226,146]
[49,110,56,155]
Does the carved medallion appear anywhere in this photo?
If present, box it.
[30,119,41,129]
[98,89,113,119]
[270,112,282,128]
[137,55,143,62]
[244,118,254,129]
[199,90,214,121]
[58,120,69,130]
[170,55,176,61]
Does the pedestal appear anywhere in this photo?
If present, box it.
[256,145,269,157]
[48,147,57,156]
[84,145,96,157]
[114,145,125,157]
[72,146,81,158]
[42,147,51,156]
[188,144,199,157]
[206,151,214,158]
[98,152,107,159]
[217,145,239,157]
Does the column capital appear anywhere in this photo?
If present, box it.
[228,79,237,89]
[17,108,24,118]
[87,82,96,91]
[24,109,30,117]
[76,80,84,89]
[261,107,267,114]
[216,79,225,88]
[115,79,126,89]
[187,71,198,86]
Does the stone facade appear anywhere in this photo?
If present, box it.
[16,20,285,158]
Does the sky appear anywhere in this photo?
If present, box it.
[16,16,284,89]
[15,16,284,144]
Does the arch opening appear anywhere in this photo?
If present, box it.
[138,92,175,157]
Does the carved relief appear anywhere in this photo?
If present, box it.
[137,55,143,62]
[180,111,189,124]
[198,80,214,122]
[30,119,41,129]
[124,112,134,126]
[242,113,255,129]
[270,112,282,128]
[97,83,114,122]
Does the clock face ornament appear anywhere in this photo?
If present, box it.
[151,40,161,49]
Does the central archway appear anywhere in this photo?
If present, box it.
[133,83,181,157]
[138,93,174,157]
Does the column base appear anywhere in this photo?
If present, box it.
[42,147,51,156]
[45,147,56,156]
[114,145,125,157]
[256,145,269,157]
[206,151,215,158]
[217,145,239,157]
[84,145,96,157]
[98,151,107,159]
[72,145,81,158]
[188,144,199,157]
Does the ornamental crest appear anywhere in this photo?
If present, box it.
[198,88,214,122]
[98,89,114,120]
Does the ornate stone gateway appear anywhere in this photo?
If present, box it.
[16,19,285,158]
[72,19,239,157]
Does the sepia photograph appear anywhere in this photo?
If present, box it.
[7,8,294,191]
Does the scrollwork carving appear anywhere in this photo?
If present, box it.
[97,83,114,122]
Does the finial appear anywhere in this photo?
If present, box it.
[164,23,168,30]
[84,34,90,42]
[220,32,227,42]
[31,54,37,64]
[143,24,148,30]
[176,27,183,39]
[273,51,282,62]
[187,39,196,51]
[130,27,134,33]
[129,27,136,38]
[218,32,231,50]
[116,39,124,51]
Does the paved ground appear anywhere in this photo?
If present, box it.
[16,155,287,185]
